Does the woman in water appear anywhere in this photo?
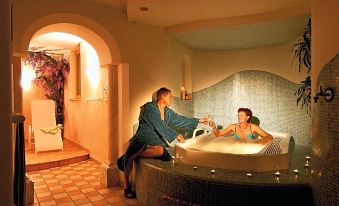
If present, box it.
[209,108,273,143]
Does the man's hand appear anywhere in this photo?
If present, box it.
[176,134,185,143]
[199,116,209,125]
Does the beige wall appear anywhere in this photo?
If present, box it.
[12,0,192,130]
[191,40,306,92]
[64,43,109,163]
[311,0,339,96]
[126,32,193,124]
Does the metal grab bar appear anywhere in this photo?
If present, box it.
[192,128,207,138]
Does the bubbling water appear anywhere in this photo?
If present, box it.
[188,136,267,154]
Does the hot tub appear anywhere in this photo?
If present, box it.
[175,130,291,171]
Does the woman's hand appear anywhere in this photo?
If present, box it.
[176,134,185,143]
[209,120,217,130]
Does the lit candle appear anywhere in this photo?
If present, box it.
[274,171,281,177]
[180,86,185,100]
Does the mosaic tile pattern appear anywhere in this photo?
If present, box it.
[312,53,339,206]
[192,70,311,146]
[171,96,194,118]
[135,145,314,206]
[27,160,140,206]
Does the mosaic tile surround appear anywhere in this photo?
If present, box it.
[135,145,314,206]
[172,70,311,146]
[311,53,339,206]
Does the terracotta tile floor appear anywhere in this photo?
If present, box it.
[27,160,140,206]
[26,139,90,171]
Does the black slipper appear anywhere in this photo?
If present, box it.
[124,188,136,199]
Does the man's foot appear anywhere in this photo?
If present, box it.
[124,187,136,199]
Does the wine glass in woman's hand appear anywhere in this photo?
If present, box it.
[209,120,217,129]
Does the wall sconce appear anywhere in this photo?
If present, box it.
[21,65,35,91]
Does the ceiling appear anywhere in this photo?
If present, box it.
[126,0,310,27]
[29,32,83,51]
[33,0,311,51]
[172,14,310,50]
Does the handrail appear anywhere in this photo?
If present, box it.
[12,113,25,123]
[12,113,26,206]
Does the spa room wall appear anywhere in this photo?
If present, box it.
[172,40,312,146]
[13,0,193,156]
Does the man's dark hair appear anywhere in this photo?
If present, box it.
[238,108,253,121]
[156,87,171,102]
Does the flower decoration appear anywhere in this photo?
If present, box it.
[26,51,70,134]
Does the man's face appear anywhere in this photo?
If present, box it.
[162,92,172,106]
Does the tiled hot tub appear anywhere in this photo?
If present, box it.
[175,131,291,171]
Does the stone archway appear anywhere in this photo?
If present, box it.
[15,13,127,187]
[18,13,121,64]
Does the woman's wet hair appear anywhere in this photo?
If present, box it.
[156,87,171,102]
[238,108,252,121]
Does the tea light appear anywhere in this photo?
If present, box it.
[293,169,299,175]
[305,155,311,161]
[211,169,216,175]
[193,166,198,170]
[246,173,252,177]
[274,171,281,177]
[304,162,310,168]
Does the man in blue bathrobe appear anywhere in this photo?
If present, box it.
[117,87,208,198]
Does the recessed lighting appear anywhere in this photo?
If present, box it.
[139,6,148,11]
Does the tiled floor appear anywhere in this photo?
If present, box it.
[26,139,90,171]
[27,160,140,206]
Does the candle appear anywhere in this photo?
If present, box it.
[180,86,185,100]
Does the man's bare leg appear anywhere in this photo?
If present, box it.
[139,145,163,157]
[124,145,164,190]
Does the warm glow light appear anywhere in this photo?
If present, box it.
[84,41,100,87]
[21,64,35,91]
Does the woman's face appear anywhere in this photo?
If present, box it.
[238,111,249,123]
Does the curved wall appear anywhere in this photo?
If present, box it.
[312,53,339,205]
[192,40,307,92]
[187,70,311,146]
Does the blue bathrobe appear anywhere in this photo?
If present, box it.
[117,101,199,171]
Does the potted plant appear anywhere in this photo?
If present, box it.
[290,18,311,113]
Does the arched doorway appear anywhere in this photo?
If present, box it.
[13,14,129,197]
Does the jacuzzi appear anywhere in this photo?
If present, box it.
[175,129,291,172]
